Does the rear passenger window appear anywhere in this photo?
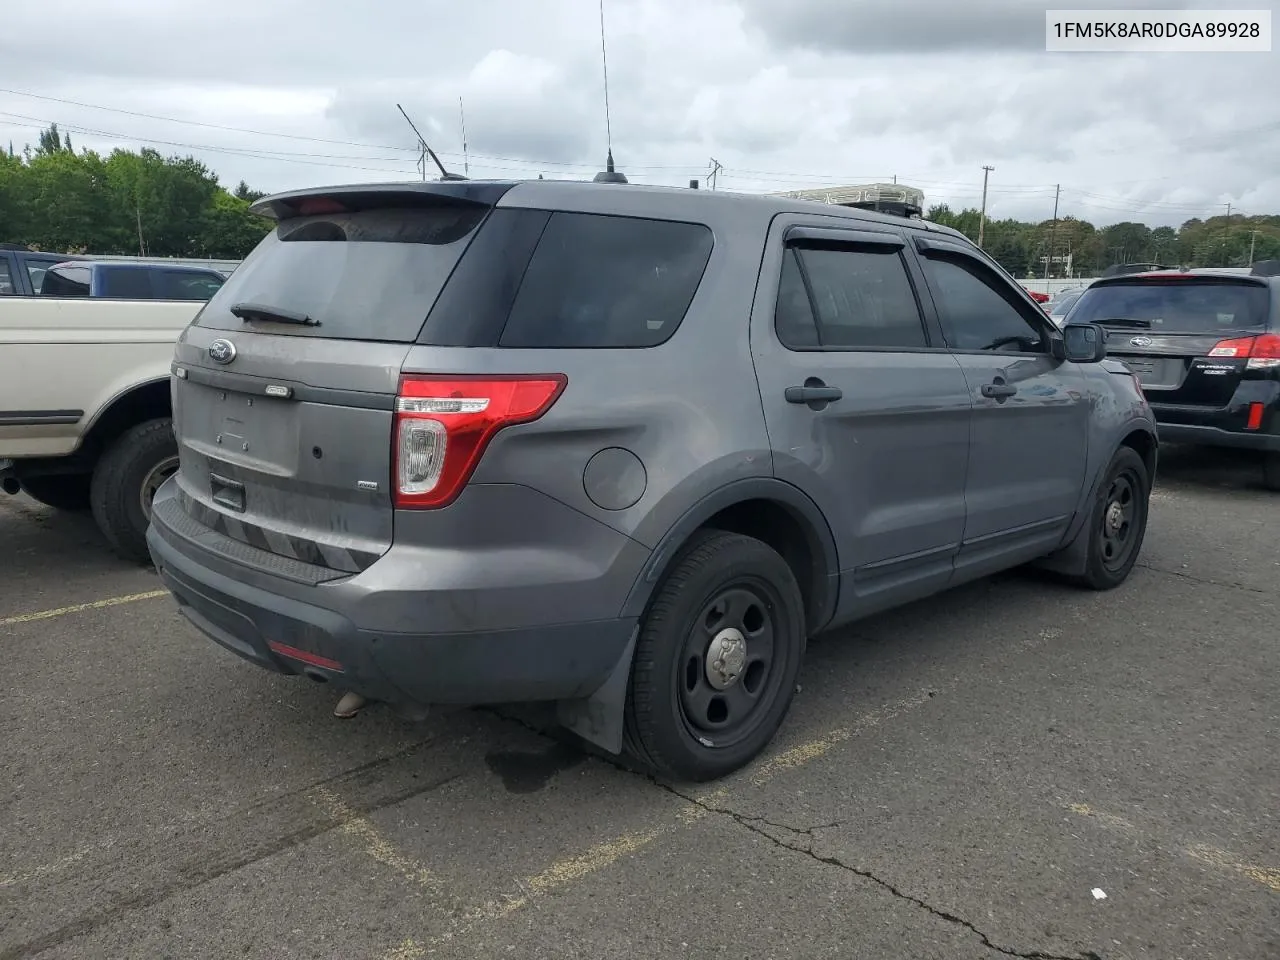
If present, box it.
[0,261,13,295]
[775,244,927,349]
[39,265,90,297]
[922,255,1047,353]
[499,213,713,348]
[100,267,153,299]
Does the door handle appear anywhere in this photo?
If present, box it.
[981,381,1017,401]
[785,384,843,404]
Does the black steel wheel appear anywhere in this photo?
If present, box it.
[1076,446,1150,590]
[623,529,806,782]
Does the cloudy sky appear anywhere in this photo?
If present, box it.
[1,0,1276,227]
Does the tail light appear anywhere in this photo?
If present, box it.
[1207,333,1280,369]
[393,374,567,509]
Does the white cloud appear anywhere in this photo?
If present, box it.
[1,0,1276,227]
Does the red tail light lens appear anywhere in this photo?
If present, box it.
[393,374,567,509]
[1208,333,1280,369]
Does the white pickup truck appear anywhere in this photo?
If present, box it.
[0,295,200,562]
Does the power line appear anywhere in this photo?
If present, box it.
[0,100,1264,217]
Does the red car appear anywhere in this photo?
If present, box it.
[1025,289,1050,304]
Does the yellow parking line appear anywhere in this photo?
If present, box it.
[750,689,938,784]
[312,787,442,894]
[377,688,940,958]
[0,838,117,888]
[1185,843,1280,894]
[0,589,169,627]
[1066,802,1280,893]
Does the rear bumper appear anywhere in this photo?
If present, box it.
[1151,402,1280,452]
[1154,422,1280,452]
[147,485,640,707]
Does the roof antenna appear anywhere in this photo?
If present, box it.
[397,103,468,181]
[593,0,627,184]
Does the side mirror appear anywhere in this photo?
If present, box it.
[1063,322,1107,363]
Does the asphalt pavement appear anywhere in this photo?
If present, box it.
[2,445,1277,960]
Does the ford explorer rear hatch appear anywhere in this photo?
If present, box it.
[167,182,514,577]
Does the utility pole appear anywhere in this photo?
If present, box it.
[1222,203,1232,264]
[977,165,994,248]
[458,98,470,178]
[1043,183,1060,282]
[708,157,723,190]
[1248,228,1259,265]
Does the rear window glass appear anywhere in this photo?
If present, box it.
[156,270,224,301]
[499,212,713,348]
[1052,292,1082,314]
[195,203,488,342]
[1070,280,1269,333]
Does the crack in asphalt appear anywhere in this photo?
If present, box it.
[655,783,1103,960]
[1136,561,1268,596]
[482,708,1105,960]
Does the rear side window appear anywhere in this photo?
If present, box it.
[1069,280,1269,333]
[0,260,13,295]
[498,212,713,348]
[100,266,154,299]
[195,203,488,342]
[39,264,91,297]
[776,244,927,349]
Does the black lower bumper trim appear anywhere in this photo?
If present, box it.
[148,521,637,707]
[1157,422,1280,452]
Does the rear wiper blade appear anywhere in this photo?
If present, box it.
[1098,317,1152,328]
[230,301,319,326]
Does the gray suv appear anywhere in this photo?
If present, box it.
[146,179,1157,782]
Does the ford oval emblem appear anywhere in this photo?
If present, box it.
[208,338,237,364]
[1130,336,1153,348]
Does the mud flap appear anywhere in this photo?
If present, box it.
[555,625,637,755]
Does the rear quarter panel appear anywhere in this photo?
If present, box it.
[0,297,197,458]
[407,184,779,550]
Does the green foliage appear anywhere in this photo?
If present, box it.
[0,125,272,258]
[927,204,1280,278]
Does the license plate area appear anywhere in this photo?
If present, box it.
[1122,356,1184,389]
[180,381,300,473]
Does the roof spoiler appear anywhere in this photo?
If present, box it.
[1100,262,1176,278]
[249,181,516,221]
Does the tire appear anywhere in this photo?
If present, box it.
[623,529,807,782]
[90,418,179,565]
[1070,446,1150,590]
[1263,451,1280,492]
[19,474,92,511]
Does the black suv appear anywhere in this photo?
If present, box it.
[1069,263,1280,488]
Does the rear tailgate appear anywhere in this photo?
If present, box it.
[169,183,510,574]
[1069,275,1273,408]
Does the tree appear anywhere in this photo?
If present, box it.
[233,180,266,203]
[0,124,271,257]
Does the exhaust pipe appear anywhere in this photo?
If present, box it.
[1,477,21,496]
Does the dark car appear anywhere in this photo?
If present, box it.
[146,178,1157,782]
[1068,265,1280,488]
[39,261,226,300]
